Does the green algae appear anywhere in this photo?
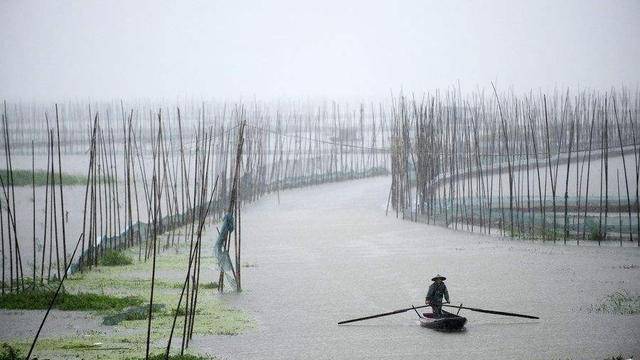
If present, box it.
[8,233,251,360]
[0,289,142,311]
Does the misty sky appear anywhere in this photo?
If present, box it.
[1,0,639,101]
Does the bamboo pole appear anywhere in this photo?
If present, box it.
[55,105,68,270]
[612,97,633,242]
[563,120,575,243]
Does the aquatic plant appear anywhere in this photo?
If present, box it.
[0,169,115,186]
[0,343,21,360]
[0,288,142,311]
[588,224,606,241]
[604,355,633,360]
[103,303,165,325]
[57,292,142,311]
[128,354,212,360]
[99,250,134,266]
[589,290,640,315]
[199,281,218,289]
[1,169,79,187]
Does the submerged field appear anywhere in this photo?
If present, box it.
[0,229,252,360]
[1,176,638,359]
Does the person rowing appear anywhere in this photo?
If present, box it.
[425,274,450,317]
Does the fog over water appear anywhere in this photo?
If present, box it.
[1,0,639,101]
[1,2,640,359]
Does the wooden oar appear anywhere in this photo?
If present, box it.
[442,304,539,319]
[411,305,424,319]
[338,305,430,325]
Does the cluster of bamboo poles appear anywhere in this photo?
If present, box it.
[1,101,24,294]
[389,88,639,245]
[1,102,73,294]
[8,101,390,359]
[22,107,234,360]
[2,91,637,358]
[2,88,638,298]
[1,101,390,292]
[148,111,226,359]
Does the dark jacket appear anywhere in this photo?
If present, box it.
[426,282,449,304]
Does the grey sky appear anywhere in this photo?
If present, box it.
[1,0,639,101]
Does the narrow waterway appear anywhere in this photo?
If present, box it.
[193,176,640,359]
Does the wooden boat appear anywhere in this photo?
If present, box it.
[419,310,467,331]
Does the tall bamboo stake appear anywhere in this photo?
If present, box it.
[55,104,68,270]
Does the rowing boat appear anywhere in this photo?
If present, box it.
[419,310,467,331]
[338,304,536,327]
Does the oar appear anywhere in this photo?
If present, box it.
[411,305,424,319]
[442,304,539,319]
[338,305,430,325]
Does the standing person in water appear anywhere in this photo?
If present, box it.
[425,274,450,316]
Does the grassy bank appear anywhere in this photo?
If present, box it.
[0,233,251,359]
[0,169,115,186]
[0,288,142,311]
[0,342,215,360]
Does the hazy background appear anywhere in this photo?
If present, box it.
[1,0,639,101]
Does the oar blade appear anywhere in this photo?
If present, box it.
[442,304,539,319]
[471,308,539,319]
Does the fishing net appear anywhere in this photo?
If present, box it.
[214,212,237,289]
